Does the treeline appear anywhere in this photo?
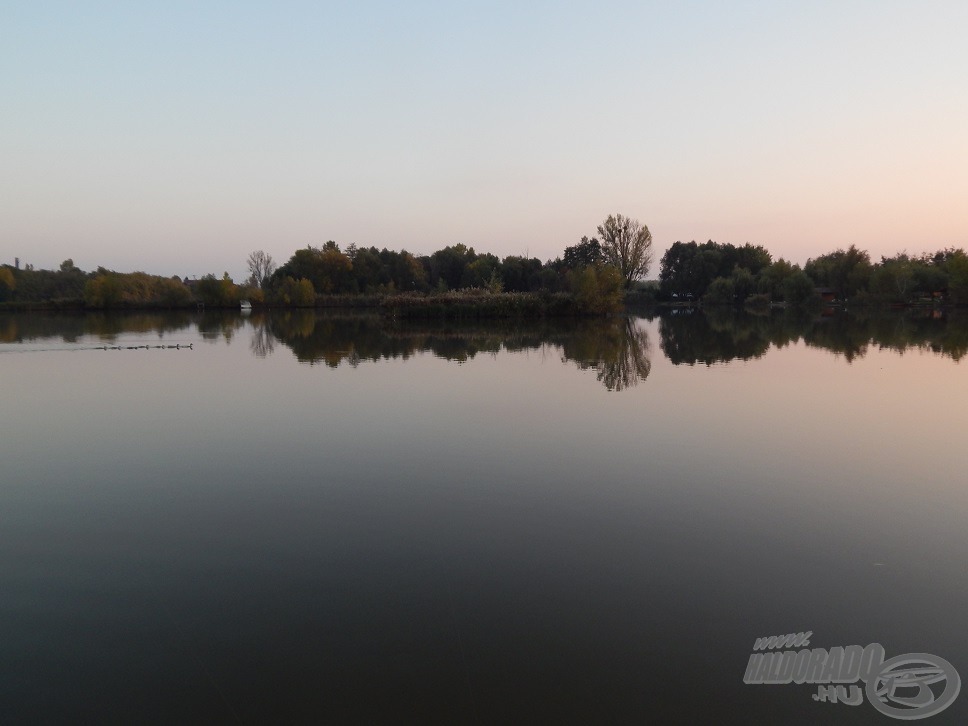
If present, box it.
[0,239,626,315]
[659,241,968,306]
[6,231,968,313]
[2,212,651,314]
[258,241,627,316]
[0,260,262,310]
[0,259,90,306]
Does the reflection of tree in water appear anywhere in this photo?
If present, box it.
[269,311,430,367]
[249,318,275,358]
[658,307,968,364]
[266,313,653,391]
[196,310,247,344]
[558,318,651,391]
[5,307,967,369]
[0,311,194,344]
[266,306,968,387]
[839,309,968,362]
[660,308,772,365]
[800,314,869,362]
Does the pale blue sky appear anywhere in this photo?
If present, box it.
[3,1,967,279]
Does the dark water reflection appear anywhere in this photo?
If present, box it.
[659,306,968,365]
[262,311,653,391]
[2,309,968,723]
[0,310,196,344]
[4,306,966,376]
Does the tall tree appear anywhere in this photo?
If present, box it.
[596,214,653,286]
[246,250,276,289]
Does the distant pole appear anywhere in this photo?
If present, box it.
[15,257,19,269]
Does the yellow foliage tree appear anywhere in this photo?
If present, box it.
[0,267,15,302]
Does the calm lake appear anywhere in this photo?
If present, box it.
[2,308,967,724]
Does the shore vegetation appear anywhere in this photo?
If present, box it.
[5,217,968,314]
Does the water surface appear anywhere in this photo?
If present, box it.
[2,309,967,723]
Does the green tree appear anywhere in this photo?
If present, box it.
[597,214,653,287]
[273,244,353,294]
[276,276,316,306]
[703,277,735,305]
[731,244,772,276]
[429,244,476,290]
[758,258,798,300]
[195,275,223,306]
[782,270,819,307]
[869,255,915,302]
[804,245,872,300]
[498,255,544,292]
[946,250,968,304]
[569,263,624,314]
[660,240,737,298]
[461,254,500,288]
[389,250,427,292]
[562,236,603,268]
[729,267,756,303]
[912,260,948,298]
[348,246,385,292]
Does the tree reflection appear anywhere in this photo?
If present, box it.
[660,307,771,365]
[0,311,193,344]
[3,307,966,376]
[265,313,653,390]
[196,310,248,344]
[658,307,968,364]
[558,318,652,391]
[249,317,275,358]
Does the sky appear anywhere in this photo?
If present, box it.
[3,1,967,280]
